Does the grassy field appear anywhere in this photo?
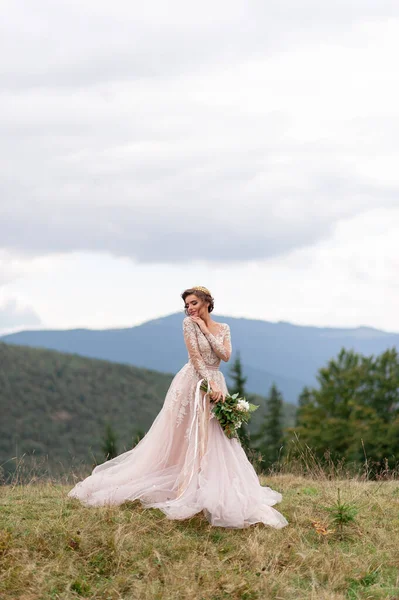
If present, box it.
[1,474,399,600]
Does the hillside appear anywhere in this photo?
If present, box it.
[2,313,398,404]
[0,343,296,476]
[0,343,173,476]
[1,475,398,599]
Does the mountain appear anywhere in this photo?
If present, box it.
[0,342,295,476]
[0,342,171,477]
[1,313,398,404]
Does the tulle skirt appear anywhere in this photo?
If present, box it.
[68,362,288,529]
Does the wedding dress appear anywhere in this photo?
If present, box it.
[68,317,288,529]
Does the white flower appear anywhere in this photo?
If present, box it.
[235,421,242,429]
[237,399,249,412]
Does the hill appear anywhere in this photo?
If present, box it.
[0,343,295,475]
[2,313,398,404]
[1,475,398,599]
[0,342,172,476]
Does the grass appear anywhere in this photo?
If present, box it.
[1,474,399,600]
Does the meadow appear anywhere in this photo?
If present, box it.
[1,470,399,600]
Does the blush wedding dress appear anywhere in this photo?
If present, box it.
[68,317,288,529]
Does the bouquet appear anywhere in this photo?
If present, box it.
[200,380,259,439]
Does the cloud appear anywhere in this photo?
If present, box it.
[3,206,399,334]
[2,1,398,90]
[0,251,34,285]
[0,298,42,332]
[1,1,399,264]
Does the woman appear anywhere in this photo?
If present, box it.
[68,286,288,529]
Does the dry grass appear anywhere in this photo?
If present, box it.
[1,474,399,600]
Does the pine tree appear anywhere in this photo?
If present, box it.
[292,348,399,469]
[296,386,312,425]
[228,352,251,450]
[256,383,284,469]
[102,423,118,461]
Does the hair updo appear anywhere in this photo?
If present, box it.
[181,287,215,315]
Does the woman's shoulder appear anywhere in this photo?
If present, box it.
[182,316,194,328]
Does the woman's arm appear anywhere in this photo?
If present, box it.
[183,317,215,381]
[203,325,232,362]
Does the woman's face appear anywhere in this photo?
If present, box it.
[184,294,208,317]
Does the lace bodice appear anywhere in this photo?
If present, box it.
[183,317,232,381]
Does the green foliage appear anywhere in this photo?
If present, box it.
[0,342,173,476]
[324,488,358,539]
[132,429,145,448]
[201,383,259,439]
[228,351,247,397]
[101,423,118,461]
[254,384,284,469]
[296,386,312,425]
[347,569,380,599]
[228,352,251,450]
[291,348,399,472]
[70,578,91,596]
[0,342,296,478]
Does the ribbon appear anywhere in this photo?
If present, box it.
[175,378,210,499]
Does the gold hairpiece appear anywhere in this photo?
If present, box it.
[192,285,211,296]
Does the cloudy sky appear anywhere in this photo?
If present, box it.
[1,0,399,335]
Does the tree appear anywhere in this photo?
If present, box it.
[102,423,118,461]
[255,383,284,469]
[228,352,251,450]
[292,348,399,471]
[296,386,312,426]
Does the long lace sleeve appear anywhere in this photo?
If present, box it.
[183,317,214,381]
[204,325,232,362]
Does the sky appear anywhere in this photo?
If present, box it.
[1,0,399,335]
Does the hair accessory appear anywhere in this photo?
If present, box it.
[192,286,211,296]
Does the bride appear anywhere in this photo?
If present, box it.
[68,286,288,529]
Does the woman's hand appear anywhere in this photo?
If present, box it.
[190,315,209,335]
[208,381,225,403]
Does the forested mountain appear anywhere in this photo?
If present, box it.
[0,342,170,476]
[0,343,296,476]
[2,313,398,404]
